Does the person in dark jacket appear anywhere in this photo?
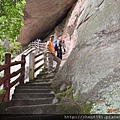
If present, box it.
[56,35,63,59]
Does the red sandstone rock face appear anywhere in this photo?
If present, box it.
[17,0,77,46]
[48,0,85,55]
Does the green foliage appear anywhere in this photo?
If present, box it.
[0,45,5,62]
[0,0,26,42]
[0,41,22,63]
[55,87,73,102]
[81,101,93,114]
[0,90,6,95]
[0,0,26,63]
[55,86,93,114]
[9,41,22,53]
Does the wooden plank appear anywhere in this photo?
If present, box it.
[10,76,22,88]
[34,63,44,72]
[0,61,24,72]
[24,48,35,57]
[44,52,47,68]
[0,93,6,104]
[20,55,26,84]
[35,52,44,58]
[10,61,25,66]
[10,68,22,78]
[0,76,8,86]
[0,64,9,72]
[35,58,44,65]
[4,53,11,102]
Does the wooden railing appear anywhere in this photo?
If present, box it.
[24,41,47,80]
[29,50,47,80]
[0,41,47,104]
[0,54,25,103]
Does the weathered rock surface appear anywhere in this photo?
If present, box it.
[17,0,120,112]
[53,0,120,105]
[50,0,85,55]
[17,0,77,46]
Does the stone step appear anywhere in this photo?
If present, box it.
[37,72,49,76]
[5,104,64,114]
[38,78,53,82]
[27,79,51,83]
[16,85,51,89]
[12,93,55,99]
[41,68,48,72]
[41,75,54,79]
[29,76,54,82]
[37,74,55,79]
[22,82,52,86]
[11,97,54,106]
[14,89,53,93]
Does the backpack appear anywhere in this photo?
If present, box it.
[53,40,58,51]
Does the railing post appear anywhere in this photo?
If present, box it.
[29,53,35,80]
[3,53,11,102]
[37,41,39,53]
[20,55,25,84]
[44,52,47,69]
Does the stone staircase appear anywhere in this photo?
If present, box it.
[1,71,64,120]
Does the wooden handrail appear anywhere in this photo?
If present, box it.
[35,52,44,58]
[0,40,47,104]
[0,61,25,72]
[0,64,8,72]
[24,48,36,57]
[35,58,44,65]
[28,41,47,80]
[10,75,23,88]
[29,51,47,80]
[0,54,26,103]
[0,76,8,86]
[10,68,23,78]
[34,63,44,73]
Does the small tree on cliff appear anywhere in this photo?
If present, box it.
[0,0,26,62]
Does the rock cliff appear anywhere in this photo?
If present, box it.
[53,0,120,106]
[18,0,120,112]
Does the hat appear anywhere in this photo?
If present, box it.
[50,35,54,38]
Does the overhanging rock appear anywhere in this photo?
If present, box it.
[17,0,77,46]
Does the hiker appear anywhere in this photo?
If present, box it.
[46,35,61,74]
[36,38,42,43]
[56,35,63,60]
[61,39,66,54]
